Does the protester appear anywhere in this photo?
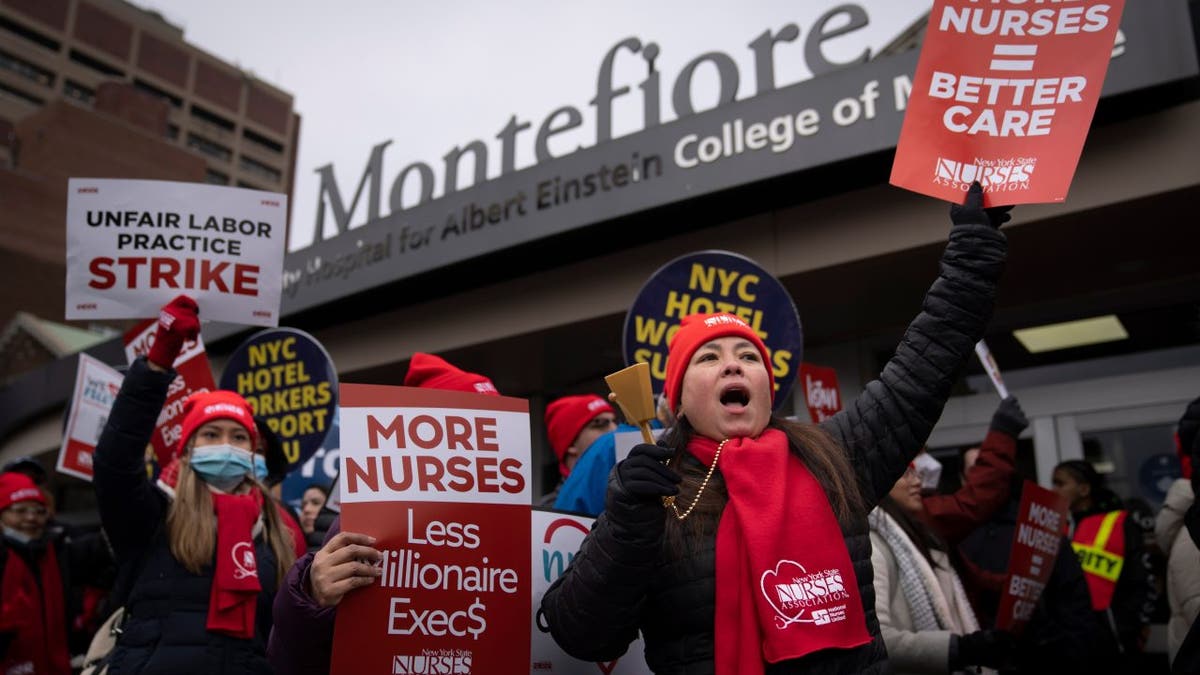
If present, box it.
[91,295,297,674]
[922,396,1024,543]
[1155,395,1200,669]
[540,183,1009,673]
[870,465,1011,674]
[3,455,55,515]
[554,394,673,516]
[538,394,618,505]
[298,485,327,536]
[268,352,501,674]
[1,471,114,674]
[1053,458,1153,667]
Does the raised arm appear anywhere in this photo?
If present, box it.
[821,184,1008,506]
[923,396,1027,543]
[92,295,199,560]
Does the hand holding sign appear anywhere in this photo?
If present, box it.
[310,531,382,608]
[147,295,200,369]
[950,182,1014,229]
[616,444,680,502]
[952,629,1017,671]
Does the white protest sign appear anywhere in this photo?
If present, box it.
[975,339,1010,399]
[57,354,124,481]
[531,510,651,675]
[65,178,287,326]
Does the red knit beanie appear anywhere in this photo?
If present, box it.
[0,472,45,511]
[664,313,773,413]
[545,395,615,475]
[175,390,258,457]
[404,353,499,396]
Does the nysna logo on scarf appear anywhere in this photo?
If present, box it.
[232,541,258,579]
[760,560,852,629]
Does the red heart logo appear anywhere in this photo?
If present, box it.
[596,661,618,674]
[759,559,811,629]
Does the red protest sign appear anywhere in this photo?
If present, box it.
[890,0,1126,205]
[123,320,216,465]
[332,384,531,674]
[996,481,1069,633]
[799,363,842,423]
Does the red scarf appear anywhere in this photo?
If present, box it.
[1,541,70,674]
[208,491,263,639]
[688,430,870,674]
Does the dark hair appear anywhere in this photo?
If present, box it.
[1054,459,1123,512]
[1055,459,1102,489]
[658,415,868,553]
[878,495,946,569]
[304,483,330,498]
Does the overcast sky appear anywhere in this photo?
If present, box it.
[129,0,932,250]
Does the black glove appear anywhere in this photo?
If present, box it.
[990,396,1028,438]
[616,443,680,501]
[951,629,1017,670]
[950,181,1014,229]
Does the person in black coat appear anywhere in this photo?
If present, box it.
[540,183,1010,675]
[957,476,1110,673]
[92,296,297,674]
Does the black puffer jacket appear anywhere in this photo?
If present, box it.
[93,358,278,675]
[541,220,1006,674]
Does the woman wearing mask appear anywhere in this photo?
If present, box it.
[92,295,296,674]
[540,184,1009,674]
[870,465,1012,674]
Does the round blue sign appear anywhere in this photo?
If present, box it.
[622,250,802,410]
[281,407,340,511]
[219,328,338,471]
[1138,452,1181,504]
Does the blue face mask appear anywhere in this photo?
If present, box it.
[190,444,255,492]
[253,455,268,482]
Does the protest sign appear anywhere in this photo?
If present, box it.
[220,328,337,474]
[623,251,802,409]
[531,510,651,675]
[332,384,531,674]
[798,363,842,423]
[65,178,287,326]
[281,408,340,512]
[890,0,1126,205]
[57,354,123,481]
[123,319,216,466]
[974,339,1010,399]
[996,481,1069,634]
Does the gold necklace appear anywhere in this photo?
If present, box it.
[663,438,728,521]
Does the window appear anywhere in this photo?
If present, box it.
[242,128,283,154]
[0,81,43,106]
[63,80,94,104]
[190,104,234,132]
[133,78,182,108]
[236,180,262,191]
[186,133,231,162]
[0,16,60,52]
[205,169,228,185]
[69,49,123,78]
[165,124,179,140]
[239,155,281,183]
[0,49,54,87]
